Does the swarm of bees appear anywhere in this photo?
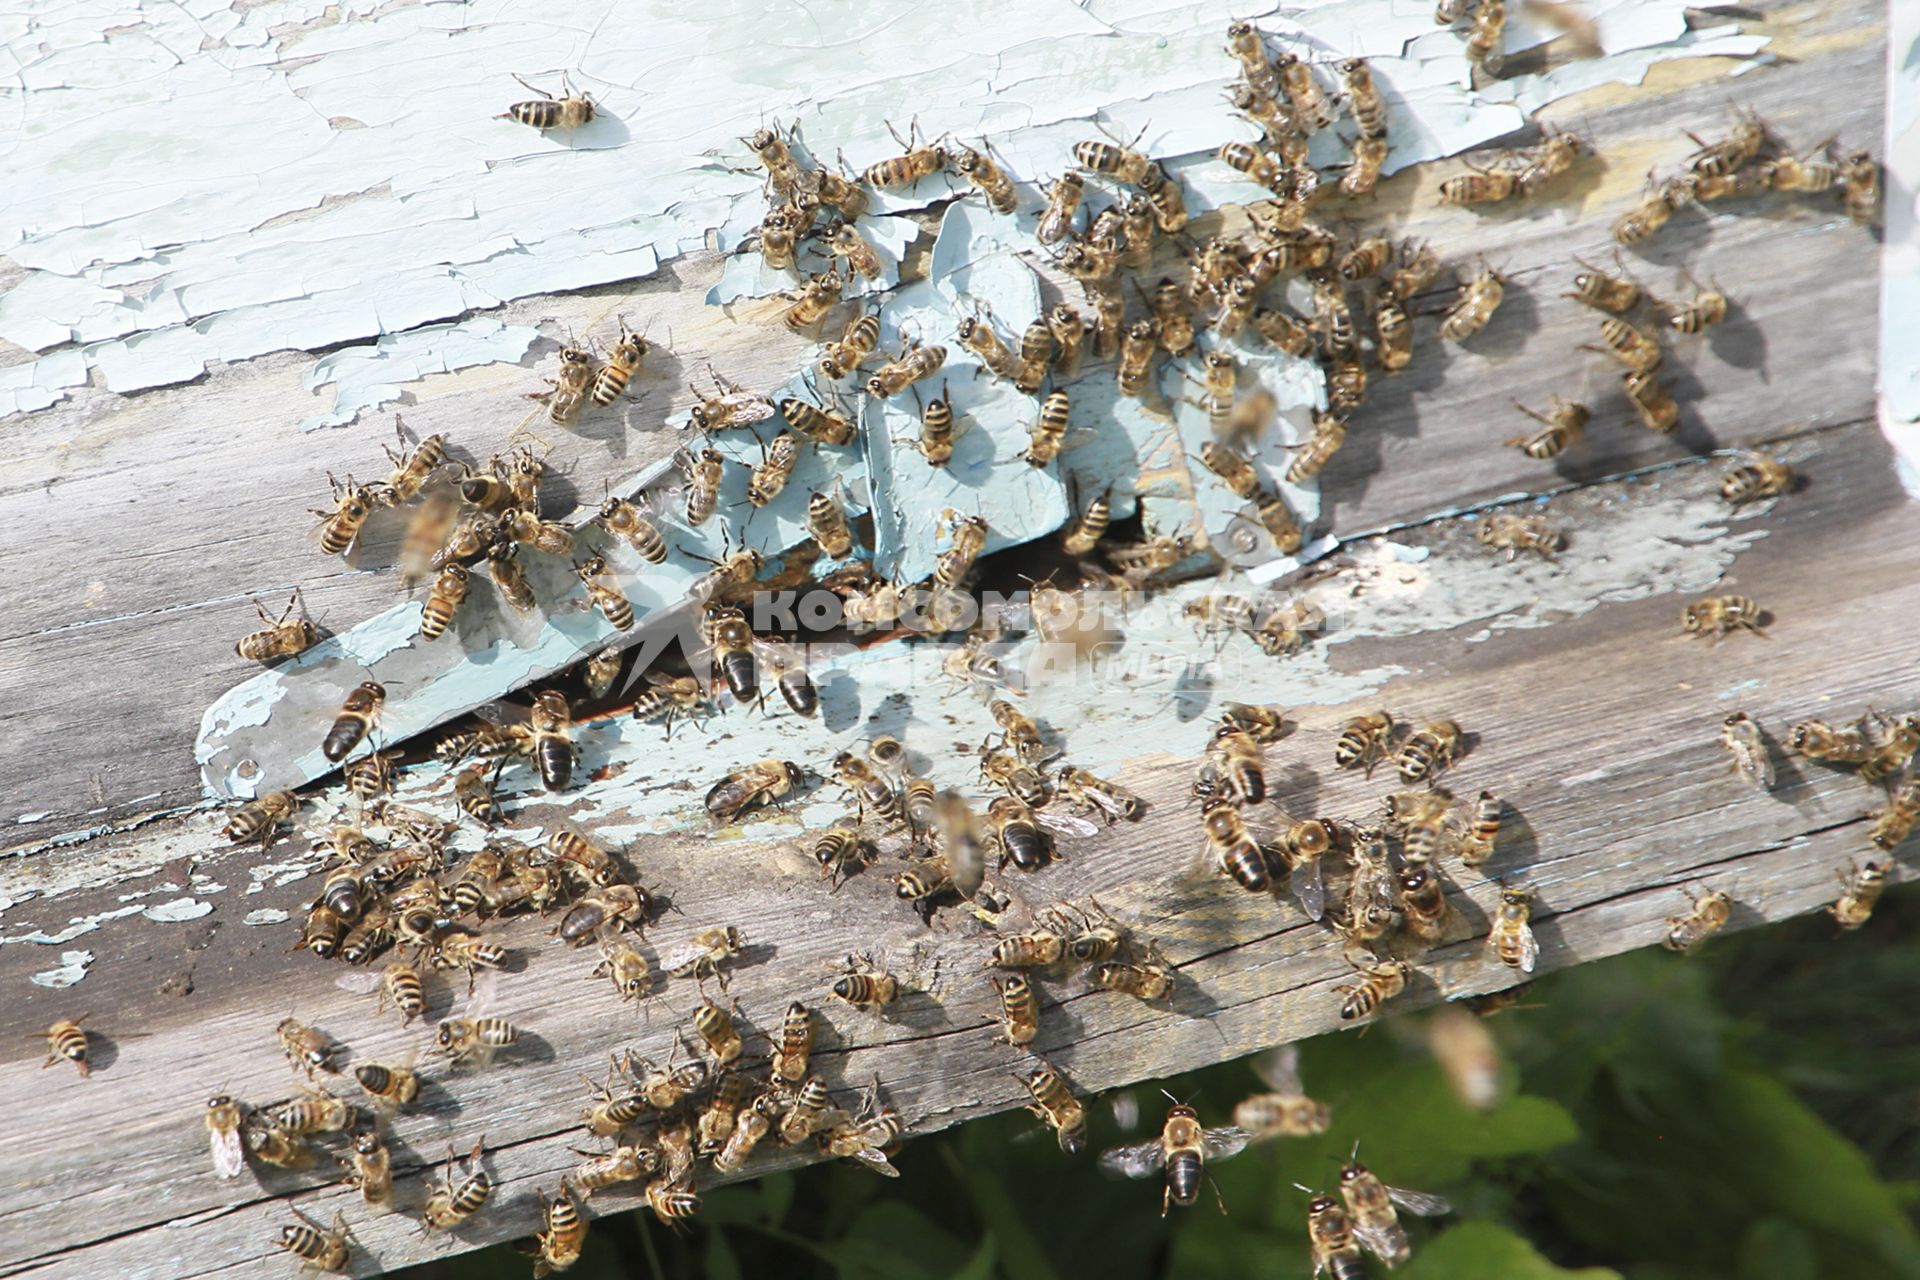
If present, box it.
[175,28,1900,1274]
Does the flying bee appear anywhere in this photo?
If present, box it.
[1622,369,1679,434]
[596,493,670,564]
[1663,887,1733,953]
[866,340,947,398]
[593,938,653,1002]
[1428,1002,1503,1110]
[1057,766,1143,823]
[1342,134,1390,198]
[1478,512,1564,560]
[224,789,299,846]
[1200,799,1270,894]
[1341,58,1388,139]
[950,140,1017,213]
[830,953,901,1009]
[556,884,652,946]
[235,590,319,663]
[486,543,536,614]
[1506,398,1589,459]
[1455,790,1502,867]
[500,71,594,130]
[1137,159,1188,232]
[538,340,597,425]
[1566,256,1641,312]
[1719,455,1793,505]
[1830,860,1890,930]
[1464,0,1506,69]
[1338,947,1412,1021]
[706,757,804,823]
[311,473,378,557]
[1117,319,1159,398]
[1306,1192,1367,1280]
[206,1096,248,1178]
[1098,1101,1253,1216]
[1339,1149,1453,1267]
[1397,719,1462,782]
[587,315,650,407]
[1439,263,1505,342]
[1018,1057,1087,1154]
[276,1207,352,1275]
[1486,886,1539,972]
[1839,149,1881,225]
[819,308,883,381]
[991,973,1042,1045]
[1437,164,1517,206]
[1233,1044,1332,1140]
[1718,712,1775,791]
[1285,411,1348,484]
[1681,595,1766,642]
[862,118,947,188]
[1872,776,1920,852]
[422,1140,493,1231]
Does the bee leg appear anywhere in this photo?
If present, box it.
[1209,1176,1230,1215]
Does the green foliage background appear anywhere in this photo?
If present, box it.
[415,894,1920,1280]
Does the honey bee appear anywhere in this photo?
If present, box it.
[1015,1056,1087,1155]
[1428,1002,1503,1110]
[1091,949,1177,1002]
[1437,164,1517,206]
[991,973,1042,1045]
[1862,715,1920,784]
[668,448,722,529]
[1338,946,1412,1021]
[556,884,652,946]
[1663,886,1733,953]
[1612,177,1688,246]
[1137,159,1188,232]
[437,1012,521,1069]
[948,139,1017,213]
[1830,859,1890,930]
[1684,110,1771,178]
[1087,285,1125,359]
[521,689,577,791]
[705,757,804,823]
[1233,1044,1332,1140]
[571,1142,658,1195]
[777,269,842,336]
[274,1086,357,1137]
[1029,171,1087,246]
[781,392,858,447]
[756,205,799,271]
[486,543,536,614]
[741,429,800,509]
[1506,398,1589,459]
[1116,319,1159,399]
[1871,776,1920,852]
[1247,308,1311,360]
[224,789,299,846]
[1336,237,1391,284]
[1032,307,1084,383]
[863,118,947,189]
[1019,389,1077,468]
[1250,595,1319,655]
[339,1125,393,1208]
[1198,443,1259,502]
[1339,1149,1453,1266]
[235,590,320,663]
[989,794,1088,872]
[819,1084,906,1177]
[539,340,597,426]
[1464,0,1506,68]
[866,340,947,399]
[1787,716,1877,764]
[1285,411,1348,484]
[277,1017,336,1076]
[592,938,653,1002]
[1839,149,1881,225]
[1397,720,1462,782]
[582,317,650,408]
[830,952,902,1011]
[416,562,473,643]
[434,929,510,985]
[531,1179,588,1277]
[1341,134,1390,198]
[744,123,804,199]
[824,221,882,281]
[246,1117,315,1170]
[1057,480,1113,557]
[1566,256,1641,313]
[1482,885,1539,972]
[645,1179,702,1223]
[1218,138,1288,193]
[33,1015,90,1078]
[1333,58,1389,140]
[1622,369,1679,434]
[500,71,595,131]
[422,1140,493,1230]
[1439,262,1505,342]
[205,1096,247,1178]
[1681,594,1766,642]
[956,312,1022,382]
[1200,798,1270,893]
[819,308,883,381]
[1306,1191,1368,1280]
[1056,766,1143,824]
[1099,1102,1253,1216]
[548,827,622,887]
[568,555,631,630]
[1717,711,1775,792]
[1010,316,1054,395]
[311,473,378,558]
[1074,123,1153,184]
[1660,279,1730,336]
[1478,512,1564,561]
[277,1207,352,1275]
[379,960,426,1025]
[685,368,776,434]
[1445,789,1499,867]
[660,925,745,989]
[596,494,670,565]
[1587,315,1665,374]
[1719,455,1793,505]
[1514,127,1586,195]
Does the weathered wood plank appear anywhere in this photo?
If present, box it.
[0,0,1885,833]
[2,407,1914,1279]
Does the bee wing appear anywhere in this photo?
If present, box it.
[1291,856,1327,922]
[1352,1220,1406,1262]
[1515,923,1540,974]
[1386,1186,1453,1217]
[334,972,385,996]
[463,968,502,1018]
[1036,810,1101,839]
[1097,1138,1169,1179]
[1107,1090,1141,1132]
[847,1146,902,1177]
[1251,1043,1305,1095]
[659,943,705,974]
[723,395,778,426]
[210,1126,247,1179]
[1076,787,1130,821]
[1202,1125,1254,1161]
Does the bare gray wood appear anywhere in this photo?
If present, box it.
[2,406,1916,1279]
[0,0,1886,834]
